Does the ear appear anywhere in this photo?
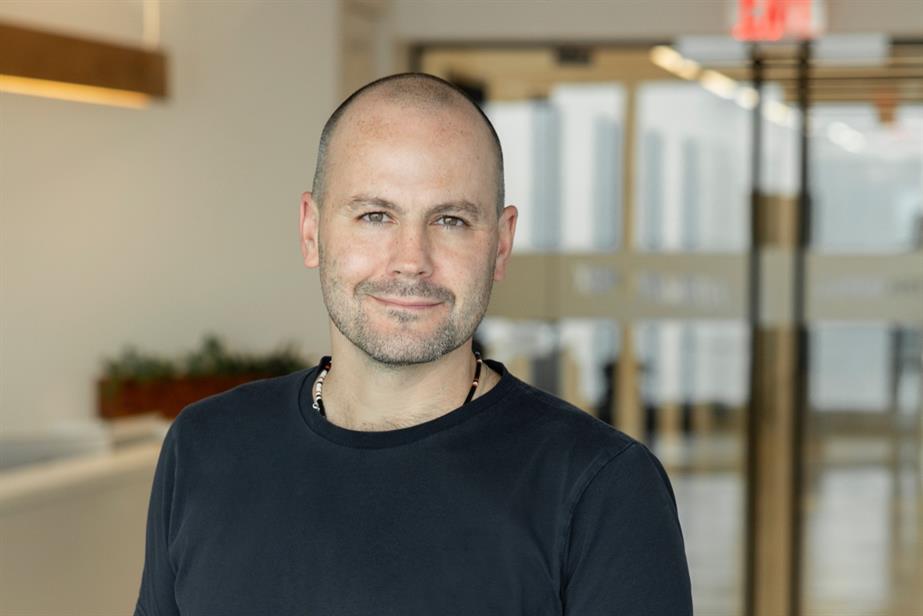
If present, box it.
[300,191,320,268]
[492,205,518,281]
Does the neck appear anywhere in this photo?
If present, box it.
[317,329,496,431]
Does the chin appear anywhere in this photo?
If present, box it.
[361,346,448,367]
[355,328,468,366]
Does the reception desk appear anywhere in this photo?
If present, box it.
[0,417,166,615]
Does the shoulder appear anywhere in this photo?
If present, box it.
[492,369,679,523]
[502,372,636,451]
[495,370,642,480]
[167,368,312,446]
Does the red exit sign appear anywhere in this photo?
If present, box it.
[732,0,824,41]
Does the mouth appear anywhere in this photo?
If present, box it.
[370,295,445,310]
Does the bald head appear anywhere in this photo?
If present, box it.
[311,73,505,216]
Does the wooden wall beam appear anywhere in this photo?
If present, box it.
[0,21,167,98]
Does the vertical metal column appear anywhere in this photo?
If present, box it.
[744,43,764,616]
[614,80,644,440]
[790,39,813,616]
[746,42,811,616]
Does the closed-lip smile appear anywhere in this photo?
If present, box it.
[370,295,443,309]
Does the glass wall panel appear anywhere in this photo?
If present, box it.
[805,325,922,616]
[486,83,625,253]
[636,319,748,616]
[812,105,923,253]
[802,98,923,615]
[635,82,751,252]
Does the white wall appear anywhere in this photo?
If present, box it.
[0,0,338,432]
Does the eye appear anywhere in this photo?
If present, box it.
[359,211,391,225]
[435,215,468,228]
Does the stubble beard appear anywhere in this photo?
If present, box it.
[318,245,496,367]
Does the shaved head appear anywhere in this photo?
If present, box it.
[299,72,519,369]
[311,72,505,216]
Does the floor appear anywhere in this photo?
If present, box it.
[653,432,923,616]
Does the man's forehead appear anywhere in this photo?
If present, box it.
[332,92,490,146]
[313,78,504,215]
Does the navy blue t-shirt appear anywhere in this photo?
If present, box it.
[135,360,692,615]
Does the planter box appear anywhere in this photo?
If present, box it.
[97,374,272,420]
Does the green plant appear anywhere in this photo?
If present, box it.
[101,333,309,386]
[101,346,178,383]
[180,334,308,376]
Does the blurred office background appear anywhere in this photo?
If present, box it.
[1,1,921,615]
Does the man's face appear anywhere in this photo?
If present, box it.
[300,98,516,365]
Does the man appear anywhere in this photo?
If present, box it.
[135,73,692,615]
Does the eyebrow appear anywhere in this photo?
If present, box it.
[346,195,398,213]
[345,195,484,222]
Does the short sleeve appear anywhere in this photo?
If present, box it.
[134,422,181,616]
[561,442,692,615]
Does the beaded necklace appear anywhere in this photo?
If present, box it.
[312,351,483,418]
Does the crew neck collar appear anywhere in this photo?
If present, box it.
[297,358,515,449]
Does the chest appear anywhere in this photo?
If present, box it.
[171,451,566,615]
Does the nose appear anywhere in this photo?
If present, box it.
[388,224,434,278]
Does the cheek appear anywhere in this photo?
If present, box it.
[441,248,492,291]
[321,230,381,282]
[330,251,378,285]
